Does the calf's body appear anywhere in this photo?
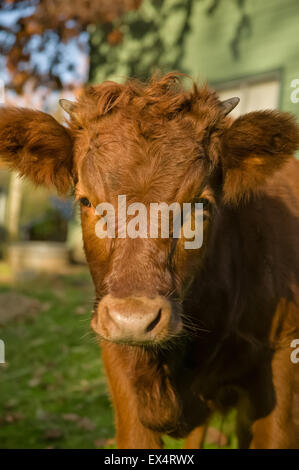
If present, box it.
[0,73,299,448]
[102,159,299,448]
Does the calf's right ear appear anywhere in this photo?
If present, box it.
[0,107,74,194]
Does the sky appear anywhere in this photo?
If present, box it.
[0,4,89,108]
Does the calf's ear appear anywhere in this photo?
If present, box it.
[0,107,73,194]
[221,110,299,204]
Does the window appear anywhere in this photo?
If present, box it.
[214,74,280,118]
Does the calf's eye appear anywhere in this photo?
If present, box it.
[197,198,210,210]
[80,197,92,208]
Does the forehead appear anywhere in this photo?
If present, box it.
[76,110,207,203]
[71,75,223,202]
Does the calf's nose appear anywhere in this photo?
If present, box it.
[92,294,179,344]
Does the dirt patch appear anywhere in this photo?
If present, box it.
[0,292,42,325]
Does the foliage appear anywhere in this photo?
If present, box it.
[89,0,194,84]
[89,0,250,84]
[0,0,141,92]
[0,0,250,92]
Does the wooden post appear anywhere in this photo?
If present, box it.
[5,172,23,242]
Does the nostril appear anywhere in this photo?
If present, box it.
[145,308,162,333]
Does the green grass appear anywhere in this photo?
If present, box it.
[0,271,237,449]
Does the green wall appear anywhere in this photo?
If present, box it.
[182,0,299,117]
[89,0,299,118]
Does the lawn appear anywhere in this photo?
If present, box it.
[0,269,237,449]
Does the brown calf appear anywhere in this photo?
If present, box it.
[1,73,299,448]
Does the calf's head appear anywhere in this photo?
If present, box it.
[1,73,299,346]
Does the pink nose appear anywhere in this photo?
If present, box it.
[92,295,181,344]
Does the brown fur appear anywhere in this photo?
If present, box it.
[0,107,73,193]
[222,110,299,204]
[1,73,299,448]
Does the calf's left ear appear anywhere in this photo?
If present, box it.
[221,110,299,204]
[0,107,74,194]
